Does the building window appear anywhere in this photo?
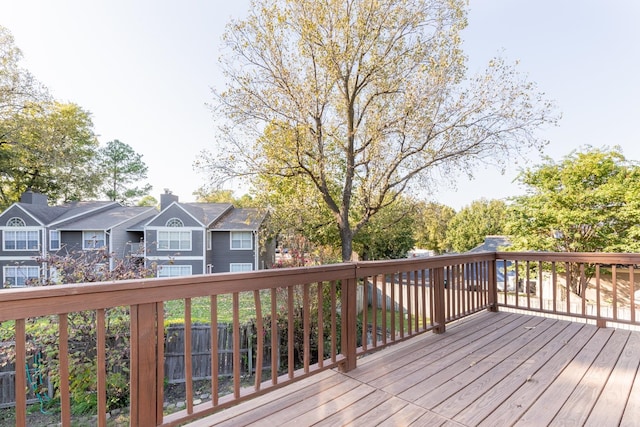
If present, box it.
[7,217,26,227]
[50,230,60,250]
[207,231,212,250]
[157,230,191,251]
[166,218,184,227]
[230,263,253,273]
[83,231,106,250]
[3,230,39,250]
[157,265,192,277]
[3,266,39,288]
[231,231,252,250]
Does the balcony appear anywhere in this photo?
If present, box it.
[1,252,639,426]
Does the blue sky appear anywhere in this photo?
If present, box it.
[1,0,638,210]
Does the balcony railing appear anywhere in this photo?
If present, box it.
[0,252,638,426]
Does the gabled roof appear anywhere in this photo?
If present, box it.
[2,201,119,227]
[48,201,119,226]
[55,206,157,231]
[1,203,65,225]
[211,208,267,231]
[181,203,233,227]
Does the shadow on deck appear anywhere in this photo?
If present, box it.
[187,311,640,427]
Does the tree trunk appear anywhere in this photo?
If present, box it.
[340,226,353,262]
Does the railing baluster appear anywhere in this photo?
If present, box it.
[537,261,543,311]
[287,286,294,379]
[581,263,587,317]
[398,272,404,339]
[270,288,278,384]
[406,271,411,335]
[59,314,71,426]
[514,260,520,309]
[551,262,557,313]
[630,265,636,324]
[381,275,387,346]
[612,264,618,321]
[254,290,263,390]
[211,295,219,405]
[97,309,106,427]
[317,282,324,367]
[596,265,602,324]
[421,269,427,331]
[390,274,396,340]
[156,302,164,424]
[331,281,337,363]
[565,262,571,314]
[233,292,241,398]
[303,283,310,373]
[414,271,419,333]
[372,275,378,348]
[15,319,26,427]
[185,298,193,413]
[361,278,368,351]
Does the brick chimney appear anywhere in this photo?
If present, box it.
[160,189,179,210]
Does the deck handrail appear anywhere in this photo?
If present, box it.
[1,251,638,426]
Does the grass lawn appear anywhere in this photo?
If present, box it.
[358,306,430,334]
[164,290,274,325]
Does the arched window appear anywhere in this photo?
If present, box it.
[3,217,38,250]
[7,217,26,227]
[166,218,184,227]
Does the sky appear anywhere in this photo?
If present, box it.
[0,0,638,211]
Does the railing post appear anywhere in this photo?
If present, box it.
[340,272,358,372]
[433,267,446,334]
[130,303,160,427]
[488,258,499,312]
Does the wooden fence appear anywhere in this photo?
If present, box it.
[0,322,270,407]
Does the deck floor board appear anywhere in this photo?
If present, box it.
[184,311,640,427]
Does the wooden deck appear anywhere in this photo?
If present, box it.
[185,311,640,427]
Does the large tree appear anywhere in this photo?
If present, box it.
[0,101,102,206]
[506,147,640,295]
[507,147,640,253]
[98,139,152,205]
[446,199,507,253]
[0,25,47,126]
[200,0,557,261]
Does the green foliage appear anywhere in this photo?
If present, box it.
[200,0,558,261]
[136,195,158,207]
[353,198,417,260]
[446,199,507,252]
[19,249,156,414]
[0,25,48,122]
[97,139,152,205]
[413,202,456,254]
[507,147,640,253]
[194,188,255,207]
[0,102,101,207]
[506,147,640,295]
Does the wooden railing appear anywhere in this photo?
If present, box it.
[495,252,640,328]
[0,252,638,426]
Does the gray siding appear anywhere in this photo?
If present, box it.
[147,205,202,228]
[0,260,41,288]
[155,259,203,275]
[145,229,204,257]
[59,231,84,252]
[0,206,41,227]
[209,232,255,273]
